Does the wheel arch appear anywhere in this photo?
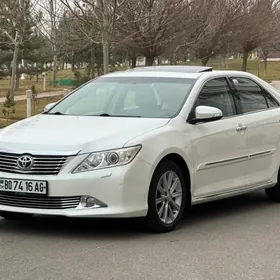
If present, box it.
[154,153,191,195]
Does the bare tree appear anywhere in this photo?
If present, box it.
[259,45,274,74]
[116,0,209,66]
[0,0,37,101]
[57,12,103,78]
[36,0,66,87]
[232,0,280,71]
[59,0,125,74]
[187,0,244,66]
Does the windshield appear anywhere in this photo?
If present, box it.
[47,76,196,118]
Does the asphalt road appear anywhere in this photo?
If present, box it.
[0,191,280,280]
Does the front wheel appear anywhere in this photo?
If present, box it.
[0,211,34,220]
[146,160,189,233]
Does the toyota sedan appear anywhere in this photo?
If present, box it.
[0,65,279,233]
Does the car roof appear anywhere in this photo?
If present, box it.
[104,66,253,80]
[128,65,213,73]
[104,70,202,79]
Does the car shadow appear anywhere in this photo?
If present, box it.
[180,190,273,229]
[0,190,274,239]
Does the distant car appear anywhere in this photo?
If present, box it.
[0,65,280,233]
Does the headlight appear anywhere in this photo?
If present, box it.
[72,145,142,173]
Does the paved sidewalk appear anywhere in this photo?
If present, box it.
[0,90,65,104]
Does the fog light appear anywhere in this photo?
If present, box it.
[80,196,96,207]
[86,197,96,207]
[80,196,107,208]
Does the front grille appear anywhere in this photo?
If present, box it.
[0,193,81,209]
[0,152,73,175]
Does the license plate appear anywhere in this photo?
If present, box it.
[0,178,48,195]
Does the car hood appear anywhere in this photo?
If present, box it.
[0,115,169,154]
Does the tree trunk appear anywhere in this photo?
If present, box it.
[52,53,57,87]
[50,0,57,87]
[16,72,20,90]
[225,51,229,69]
[264,57,268,74]
[71,60,75,72]
[124,50,129,67]
[102,32,109,74]
[36,68,39,82]
[145,55,154,66]
[201,57,210,66]
[170,52,177,65]
[131,55,137,68]
[9,42,20,102]
[242,49,249,72]
[89,46,95,79]
[220,57,226,68]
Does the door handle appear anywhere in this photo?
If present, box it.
[236,124,247,132]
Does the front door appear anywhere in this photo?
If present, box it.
[187,77,249,198]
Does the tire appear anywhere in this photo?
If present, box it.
[265,169,280,202]
[0,211,34,220]
[265,185,280,202]
[146,160,189,233]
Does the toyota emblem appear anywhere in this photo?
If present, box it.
[17,155,34,170]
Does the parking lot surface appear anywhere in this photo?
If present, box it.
[0,191,280,280]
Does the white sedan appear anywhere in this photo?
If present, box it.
[0,65,279,233]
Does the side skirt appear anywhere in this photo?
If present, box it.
[192,180,276,205]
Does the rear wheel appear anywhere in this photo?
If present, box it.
[146,160,189,233]
[265,170,280,202]
[0,211,34,220]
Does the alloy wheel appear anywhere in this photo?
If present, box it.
[155,171,183,224]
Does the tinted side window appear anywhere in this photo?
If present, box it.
[230,77,268,113]
[265,93,279,108]
[195,78,236,117]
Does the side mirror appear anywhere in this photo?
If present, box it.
[43,102,56,112]
[190,105,223,124]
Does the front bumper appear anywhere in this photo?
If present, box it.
[0,156,154,218]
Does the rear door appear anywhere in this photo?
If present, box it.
[229,76,280,187]
[188,77,249,198]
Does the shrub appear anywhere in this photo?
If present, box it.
[3,91,16,120]
[73,70,90,88]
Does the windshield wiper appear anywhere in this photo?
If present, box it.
[44,111,65,115]
[93,113,142,118]
[99,113,110,116]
